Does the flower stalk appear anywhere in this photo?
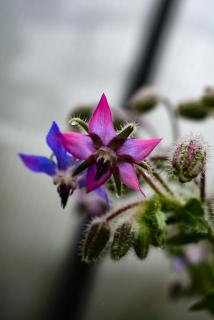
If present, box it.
[200,170,206,203]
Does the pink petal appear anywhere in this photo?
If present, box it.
[117,138,161,163]
[59,132,96,160]
[86,163,112,192]
[117,162,145,195]
[88,93,116,145]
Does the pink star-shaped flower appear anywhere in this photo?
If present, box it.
[59,94,161,193]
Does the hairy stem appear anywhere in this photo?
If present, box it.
[200,171,206,203]
[150,154,168,161]
[106,201,144,222]
[138,167,165,197]
[147,160,175,197]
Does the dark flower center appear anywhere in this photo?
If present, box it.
[95,158,111,180]
[95,147,117,180]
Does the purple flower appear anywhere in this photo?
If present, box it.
[19,122,77,208]
[59,94,161,193]
[19,122,109,210]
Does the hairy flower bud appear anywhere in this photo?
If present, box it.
[111,222,134,260]
[82,219,110,263]
[172,138,207,183]
[177,100,208,120]
[129,87,158,113]
[134,223,150,259]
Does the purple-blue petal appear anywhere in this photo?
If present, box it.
[19,154,57,176]
[95,187,111,207]
[77,172,110,208]
[46,121,73,170]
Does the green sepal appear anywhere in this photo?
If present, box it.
[117,123,136,139]
[137,161,152,172]
[82,220,110,263]
[72,159,90,177]
[69,117,88,132]
[111,222,134,260]
[112,170,122,198]
[167,232,206,246]
[108,123,136,150]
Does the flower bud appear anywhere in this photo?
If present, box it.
[201,87,214,109]
[172,138,207,183]
[146,210,166,247]
[82,219,110,263]
[177,100,208,120]
[134,223,150,259]
[129,87,158,113]
[111,222,134,260]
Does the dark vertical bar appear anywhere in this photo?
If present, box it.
[45,215,96,320]
[124,0,179,103]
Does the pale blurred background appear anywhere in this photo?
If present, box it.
[0,0,214,319]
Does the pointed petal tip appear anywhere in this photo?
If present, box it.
[88,93,116,145]
[101,92,107,98]
[100,92,108,102]
[19,153,56,176]
[117,137,162,163]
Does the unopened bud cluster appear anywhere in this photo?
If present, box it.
[172,138,207,183]
[82,198,166,263]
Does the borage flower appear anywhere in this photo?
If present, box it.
[19,122,109,209]
[59,94,161,194]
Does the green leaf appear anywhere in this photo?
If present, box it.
[185,198,204,216]
[167,232,206,246]
[189,263,214,295]
[190,290,214,313]
[181,198,208,233]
